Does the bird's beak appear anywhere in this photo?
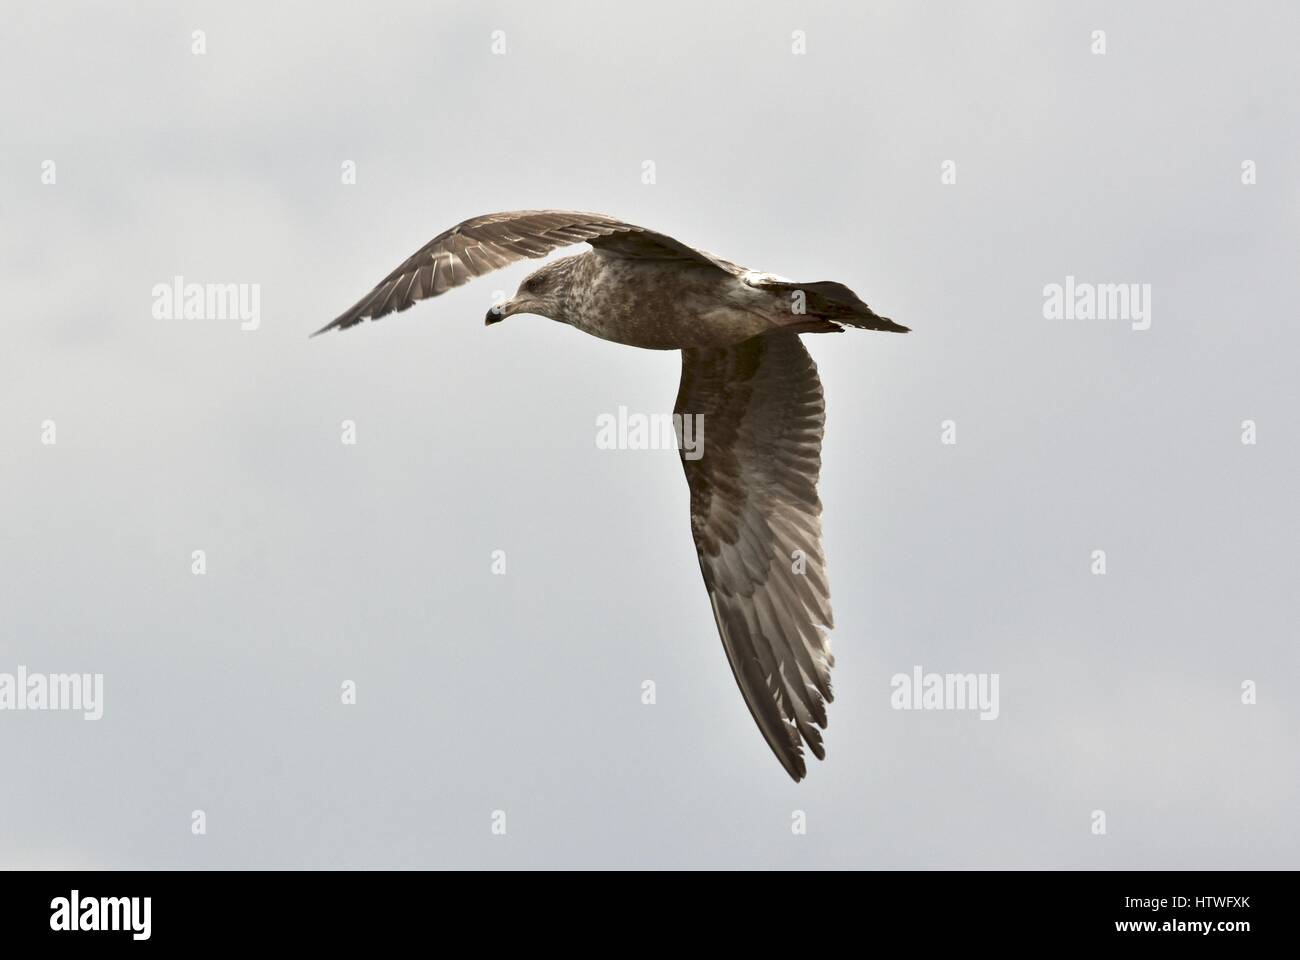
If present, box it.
[486,297,528,326]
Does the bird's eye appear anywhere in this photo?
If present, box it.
[524,274,544,293]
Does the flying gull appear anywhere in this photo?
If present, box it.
[315,211,907,781]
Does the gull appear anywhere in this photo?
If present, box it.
[315,211,907,781]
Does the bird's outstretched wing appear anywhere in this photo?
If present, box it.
[314,210,733,336]
[675,331,834,782]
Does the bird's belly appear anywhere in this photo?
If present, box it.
[585,305,770,350]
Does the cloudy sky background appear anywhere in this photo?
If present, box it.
[1,0,1297,868]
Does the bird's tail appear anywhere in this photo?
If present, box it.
[769,280,909,333]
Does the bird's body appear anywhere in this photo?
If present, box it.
[316,210,907,781]
[560,251,784,349]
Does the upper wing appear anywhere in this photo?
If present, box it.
[313,209,733,336]
[675,331,835,782]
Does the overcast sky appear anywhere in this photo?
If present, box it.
[1,0,1297,868]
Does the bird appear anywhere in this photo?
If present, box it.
[315,211,907,781]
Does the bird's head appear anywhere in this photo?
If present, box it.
[486,256,578,326]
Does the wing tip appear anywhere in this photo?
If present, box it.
[782,750,809,783]
[876,315,910,333]
[310,311,365,338]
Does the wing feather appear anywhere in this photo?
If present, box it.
[314,209,735,336]
[675,331,834,782]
